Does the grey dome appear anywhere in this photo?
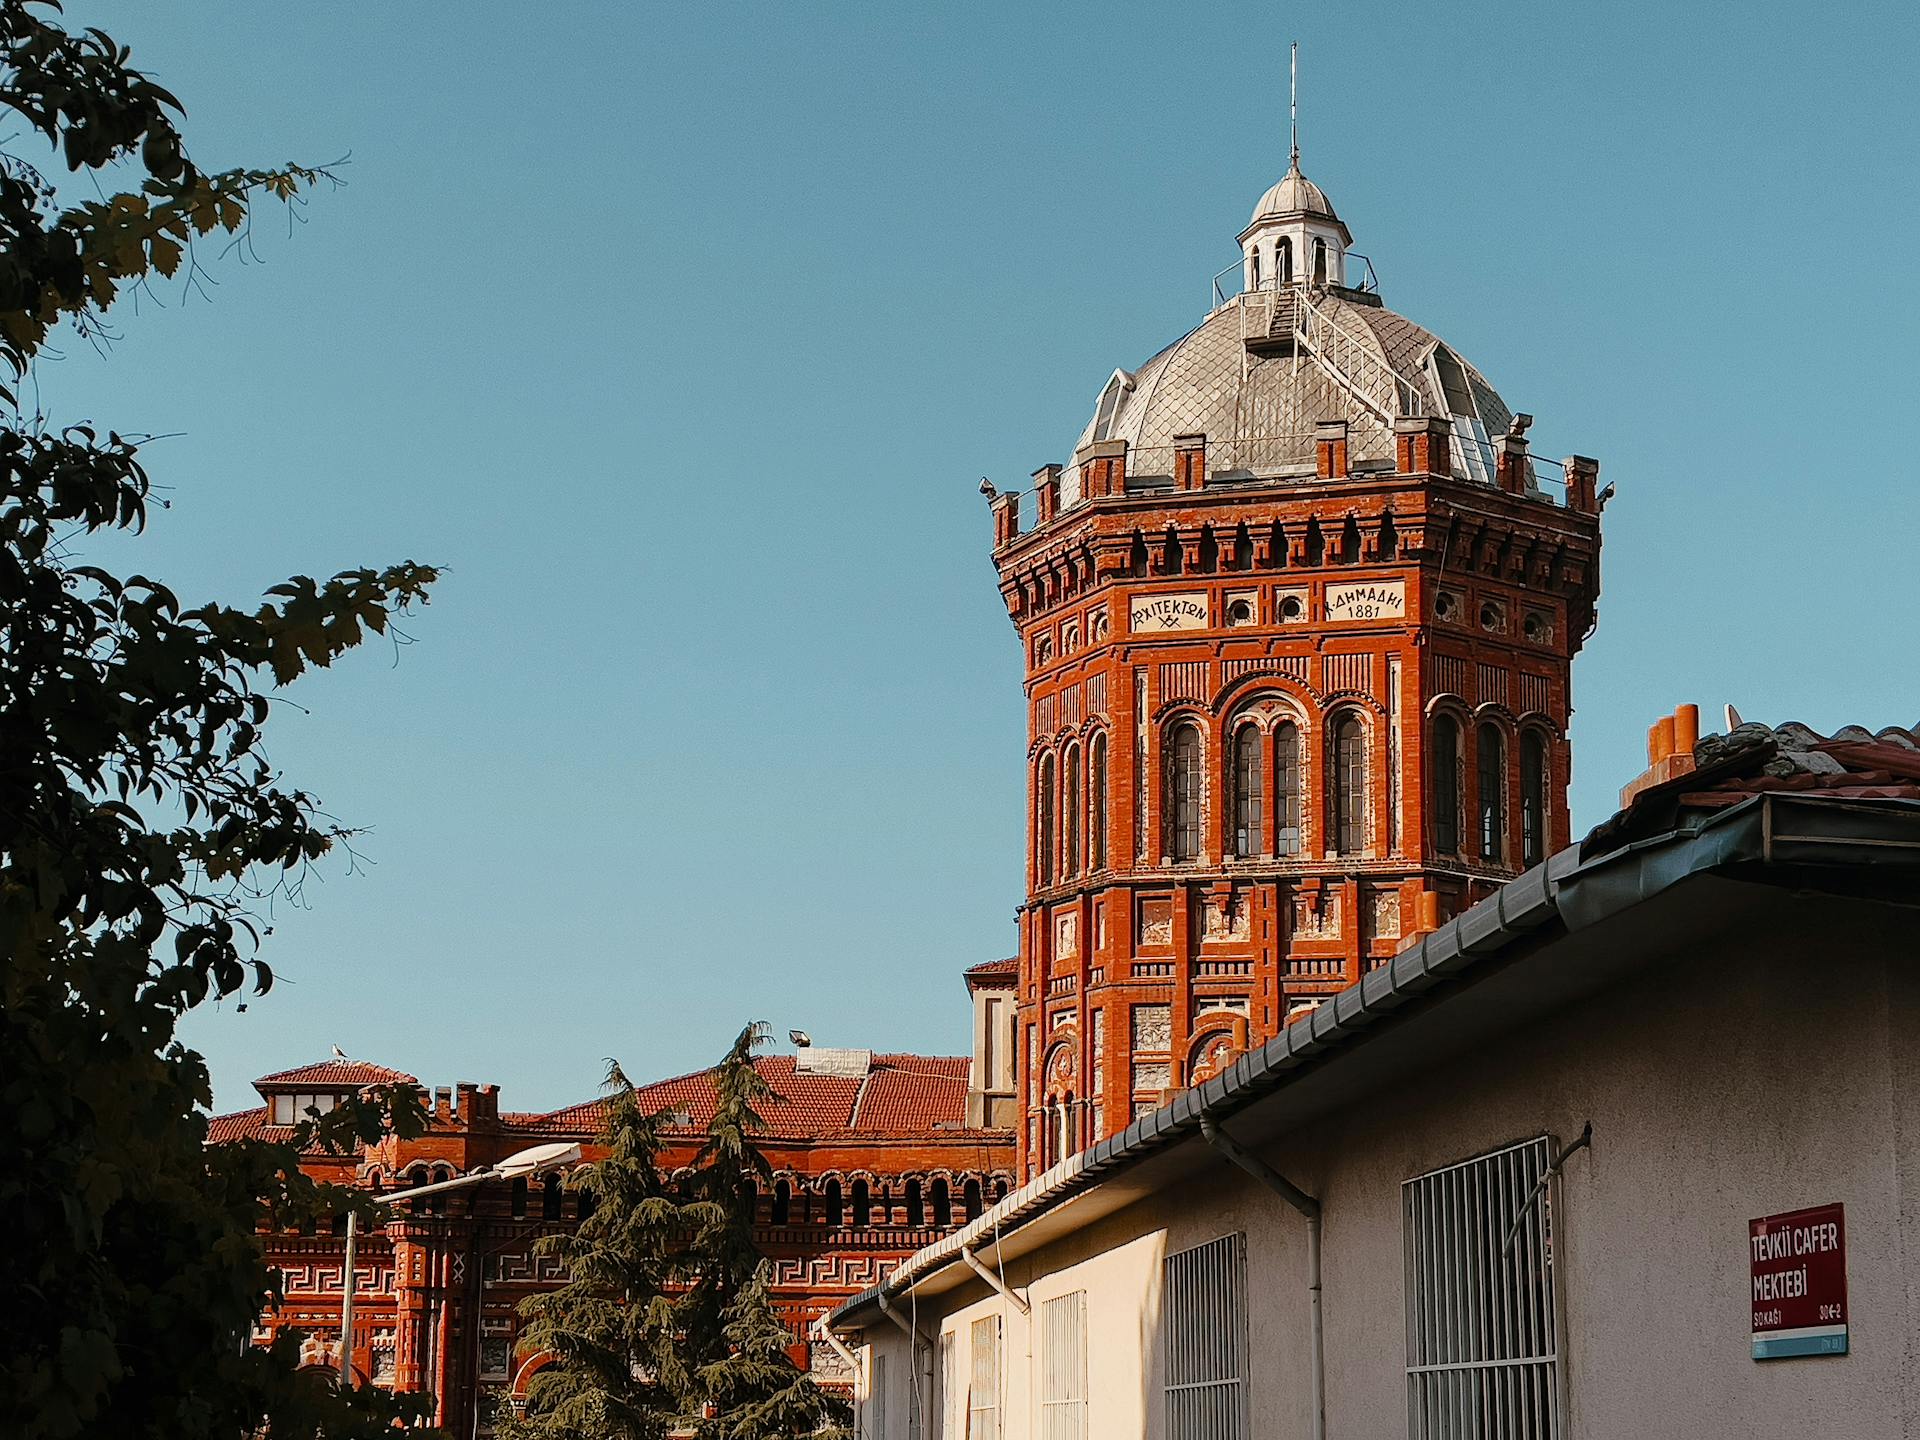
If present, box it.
[1250,163,1339,225]
[1066,290,1515,500]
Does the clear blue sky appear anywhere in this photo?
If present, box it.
[53,1,1920,1112]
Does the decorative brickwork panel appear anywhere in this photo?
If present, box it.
[1132,1060,1171,1093]
[1224,655,1308,684]
[1035,692,1057,734]
[1435,654,1471,698]
[1516,672,1550,716]
[1062,684,1083,727]
[1478,663,1510,710]
[1131,1004,1172,1051]
[1323,652,1372,694]
[1159,660,1210,703]
[1368,889,1401,940]
[1136,897,1173,947]
[1293,890,1341,940]
[1086,672,1108,717]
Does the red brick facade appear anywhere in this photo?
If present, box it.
[995,409,1602,1178]
[217,1051,1013,1433]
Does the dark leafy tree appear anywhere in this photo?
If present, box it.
[501,1064,692,1440]
[682,1023,850,1440]
[0,4,438,1436]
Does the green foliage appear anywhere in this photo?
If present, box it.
[0,4,439,1436]
[505,1028,850,1440]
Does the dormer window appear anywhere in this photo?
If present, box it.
[270,1091,340,1125]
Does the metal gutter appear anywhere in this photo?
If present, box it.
[824,794,1920,1336]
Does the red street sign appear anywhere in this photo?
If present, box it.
[1749,1203,1848,1359]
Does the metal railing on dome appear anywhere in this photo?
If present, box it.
[1211,254,1382,311]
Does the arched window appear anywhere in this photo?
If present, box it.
[824,1178,844,1227]
[851,1178,871,1228]
[1089,734,1108,870]
[771,1178,791,1226]
[991,1178,1008,1203]
[1250,247,1262,289]
[1433,715,1463,855]
[1064,745,1082,876]
[931,1177,951,1228]
[1167,721,1203,861]
[905,1179,924,1228]
[1232,726,1263,857]
[542,1173,562,1221]
[1522,731,1549,865]
[1057,1098,1076,1161]
[1037,753,1056,885]
[1478,724,1507,862]
[1274,722,1302,856]
[509,1177,528,1220]
[1312,237,1328,282]
[1276,236,1293,283]
[407,1166,430,1216]
[963,1178,983,1221]
[575,1186,596,1221]
[1332,715,1366,854]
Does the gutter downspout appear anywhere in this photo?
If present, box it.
[876,1289,934,1350]
[876,1290,936,1438]
[961,1246,1031,1315]
[811,1318,860,1376]
[1202,1116,1325,1440]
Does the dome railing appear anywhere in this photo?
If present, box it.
[1211,253,1381,310]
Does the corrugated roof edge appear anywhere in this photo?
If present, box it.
[824,794,1920,1336]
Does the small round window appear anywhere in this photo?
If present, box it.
[1279,595,1305,622]
[1227,598,1254,625]
[1479,602,1502,631]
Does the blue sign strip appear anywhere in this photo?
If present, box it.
[1752,1332,1848,1360]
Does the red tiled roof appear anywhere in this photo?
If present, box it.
[255,1059,418,1089]
[963,957,1019,987]
[509,1053,983,1140]
[207,1106,272,1144]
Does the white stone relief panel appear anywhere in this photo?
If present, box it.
[1325,580,1406,621]
[1129,592,1208,633]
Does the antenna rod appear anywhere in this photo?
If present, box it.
[1290,42,1299,168]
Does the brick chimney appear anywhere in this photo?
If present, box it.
[1393,415,1452,476]
[1496,429,1530,495]
[991,488,1021,548]
[1173,434,1207,491]
[1565,454,1600,513]
[1315,419,1350,479]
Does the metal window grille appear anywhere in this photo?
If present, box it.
[1433,717,1462,855]
[1232,726,1263,857]
[1164,1232,1248,1440]
[1041,1291,1089,1440]
[864,1350,886,1440]
[1520,733,1547,866]
[1477,725,1506,862]
[969,1315,1002,1440]
[1273,723,1302,856]
[1169,723,1203,861]
[1403,1136,1563,1439]
[939,1330,959,1440]
[1333,715,1366,855]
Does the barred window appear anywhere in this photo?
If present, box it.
[1520,732,1548,866]
[1403,1137,1563,1438]
[1332,714,1366,855]
[1273,722,1302,856]
[1064,744,1083,876]
[970,1315,1003,1440]
[1477,725,1506,862]
[1164,1233,1247,1440]
[1041,1291,1089,1440]
[1433,716,1462,855]
[1090,734,1108,870]
[1231,726,1263,858]
[1038,753,1057,884]
[1168,722,1203,861]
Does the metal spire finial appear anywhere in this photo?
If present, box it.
[1289,41,1299,169]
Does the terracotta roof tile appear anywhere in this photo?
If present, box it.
[206,1107,272,1144]
[508,1053,982,1140]
[255,1059,418,1089]
[964,957,1019,976]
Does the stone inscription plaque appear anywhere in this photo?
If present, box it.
[1129,592,1208,633]
[1325,580,1405,622]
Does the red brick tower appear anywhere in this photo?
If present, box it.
[988,160,1604,1177]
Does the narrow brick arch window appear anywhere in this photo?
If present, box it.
[931,1177,951,1228]
[964,1178,983,1221]
[771,1178,790,1226]
[1478,724,1507,862]
[1521,730,1549,865]
[905,1179,924,1228]
[1232,725,1263,858]
[1090,733,1108,871]
[851,1178,870,1228]
[1064,745,1082,877]
[824,1177,843,1227]
[1037,753,1056,885]
[1332,714,1366,855]
[1433,715,1463,855]
[1167,721,1203,862]
[1274,722,1302,856]
[542,1173,562,1221]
